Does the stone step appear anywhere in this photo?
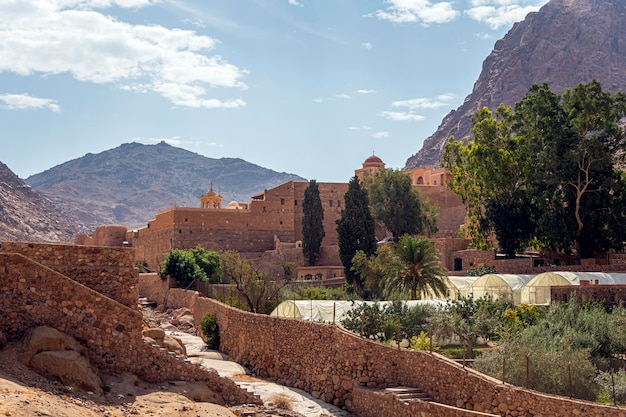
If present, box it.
[384,386,433,402]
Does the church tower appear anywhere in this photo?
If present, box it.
[200,183,222,209]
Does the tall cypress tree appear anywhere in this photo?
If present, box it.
[336,176,377,288]
[302,179,325,266]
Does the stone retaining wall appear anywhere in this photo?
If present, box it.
[1,242,138,308]
[352,386,500,417]
[140,275,626,417]
[0,248,259,405]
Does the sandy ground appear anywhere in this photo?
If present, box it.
[0,342,237,417]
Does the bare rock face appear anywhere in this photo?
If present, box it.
[0,162,82,243]
[18,326,102,393]
[405,0,626,169]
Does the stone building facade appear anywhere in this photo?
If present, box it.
[77,156,468,272]
[131,181,348,270]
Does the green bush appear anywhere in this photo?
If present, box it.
[199,313,220,350]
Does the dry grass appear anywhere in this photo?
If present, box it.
[268,393,293,410]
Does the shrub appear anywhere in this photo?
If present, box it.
[410,331,439,351]
[199,313,220,350]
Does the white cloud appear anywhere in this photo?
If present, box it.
[0,1,248,108]
[474,32,492,39]
[391,95,454,109]
[367,0,460,25]
[465,1,548,29]
[335,93,351,99]
[313,97,324,103]
[347,125,372,131]
[361,42,373,50]
[379,111,425,121]
[372,131,390,139]
[357,89,377,94]
[288,0,304,6]
[0,93,61,112]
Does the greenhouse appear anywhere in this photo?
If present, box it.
[270,299,446,322]
[469,274,534,305]
[520,272,572,305]
[421,275,477,300]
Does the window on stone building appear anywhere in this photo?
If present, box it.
[294,199,298,205]
[179,230,182,234]
[281,198,285,205]
[337,200,341,207]
[263,206,266,212]
[184,218,188,222]
[280,221,283,225]
[329,200,333,207]
[417,176,424,185]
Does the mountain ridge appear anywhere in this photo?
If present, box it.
[405,0,626,169]
[25,142,306,231]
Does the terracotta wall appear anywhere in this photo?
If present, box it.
[139,276,626,417]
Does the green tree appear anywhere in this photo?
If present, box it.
[189,246,221,283]
[429,295,511,356]
[351,244,403,300]
[336,176,377,288]
[385,235,448,300]
[443,105,536,258]
[443,81,626,258]
[159,249,206,288]
[302,179,325,266]
[220,250,291,314]
[366,169,426,238]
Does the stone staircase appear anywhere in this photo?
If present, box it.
[384,386,433,402]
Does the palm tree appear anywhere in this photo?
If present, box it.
[386,235,448,300]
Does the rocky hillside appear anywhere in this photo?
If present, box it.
[26,142,306,231]
[0,162,82,243]
[405,0,626,169]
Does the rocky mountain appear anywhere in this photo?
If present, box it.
[405,0,626,169]
[0,162,83,243]
[26,142,306,231]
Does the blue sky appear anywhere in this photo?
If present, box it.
[1,0,548,184]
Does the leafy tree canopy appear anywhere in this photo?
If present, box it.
[336,176,377,288]
[443,81,626,258]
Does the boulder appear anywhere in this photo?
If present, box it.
[30,350,102,394]
[18,326,86,365]
[142,327,165,340]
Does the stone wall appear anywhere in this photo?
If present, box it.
[139,276,626,417]
[1,242,138,308]
[74,225,128,247]
[352,386,500,417]
[0,245,259,405]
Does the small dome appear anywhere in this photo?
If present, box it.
[363,154,385,169]
[365,155,383,164]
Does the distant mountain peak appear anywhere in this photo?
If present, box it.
[405,0,626,169]
[25,142,306,231]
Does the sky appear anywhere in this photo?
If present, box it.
[0,0,550,184]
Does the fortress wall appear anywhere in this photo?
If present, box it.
[417,186,466,233]
[0,248,259,405]
[140,276,626,416]
[1,242,138,308]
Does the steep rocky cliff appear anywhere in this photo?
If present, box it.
[0,162,82,243]
[405,0,626,169]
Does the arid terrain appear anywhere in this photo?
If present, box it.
[0,305,318,417]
